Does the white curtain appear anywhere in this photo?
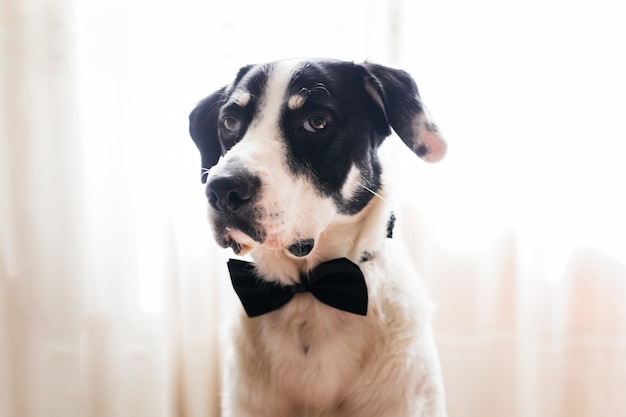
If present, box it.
[1,0,625,416]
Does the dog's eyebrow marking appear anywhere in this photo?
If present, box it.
[288,94,307,110]
[231,90,251,107]
[288,82,331,110]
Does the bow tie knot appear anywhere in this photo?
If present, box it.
[227,258,368,318]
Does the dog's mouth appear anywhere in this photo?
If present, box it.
[223,229,258,255]
[223,229,315,258]
[214,202,317,257]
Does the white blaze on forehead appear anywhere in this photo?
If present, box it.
[236,60,303,155]
[255,59,304,127]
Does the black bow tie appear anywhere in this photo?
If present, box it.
[227,258,368,318]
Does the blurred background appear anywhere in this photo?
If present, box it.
[1,0,625,416]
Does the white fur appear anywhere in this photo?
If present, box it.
[232,90,252,107]
[208,60,448,417]
[288,93,307,110]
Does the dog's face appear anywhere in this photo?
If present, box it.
[189,59,446,258]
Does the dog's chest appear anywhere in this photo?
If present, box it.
[240,293,377,405]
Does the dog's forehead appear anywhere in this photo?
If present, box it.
[227,59,350,110]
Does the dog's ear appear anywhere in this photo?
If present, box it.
[189,87,227,183]
[360,62,447,162]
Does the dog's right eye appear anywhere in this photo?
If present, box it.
[302,116,329,133]
[223,117,239,132]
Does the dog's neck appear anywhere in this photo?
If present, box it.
[250,192,391,286]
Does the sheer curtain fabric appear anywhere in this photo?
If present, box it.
[1,0,625,416]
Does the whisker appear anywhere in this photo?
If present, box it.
[361,184,387,203]
[357,175,387,203]
[313,83,330,96]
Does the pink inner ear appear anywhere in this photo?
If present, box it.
[419,129,447,162]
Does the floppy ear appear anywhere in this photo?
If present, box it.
[189,87,227,183]
[360,63,447,162]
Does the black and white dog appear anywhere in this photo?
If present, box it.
[189,59,448,417]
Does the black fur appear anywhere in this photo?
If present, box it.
[279,61,389,214]
[360,62,436,155]
[189,87,227,182]
[188,64,271,183]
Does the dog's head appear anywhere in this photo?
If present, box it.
[189,59,446,258]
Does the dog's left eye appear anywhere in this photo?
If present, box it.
[302,116,329,132]
[223,117,239,132]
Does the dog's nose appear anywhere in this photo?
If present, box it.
[206,174,257,212]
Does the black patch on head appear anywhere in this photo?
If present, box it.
[386,212,396,239]
[279,61,391,215]
[188,64,273,182]
[216,65,272,153]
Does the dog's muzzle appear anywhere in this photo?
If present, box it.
[205,170,316,257]
[205,170,266,253]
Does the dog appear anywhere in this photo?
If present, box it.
[188,58,448,417]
